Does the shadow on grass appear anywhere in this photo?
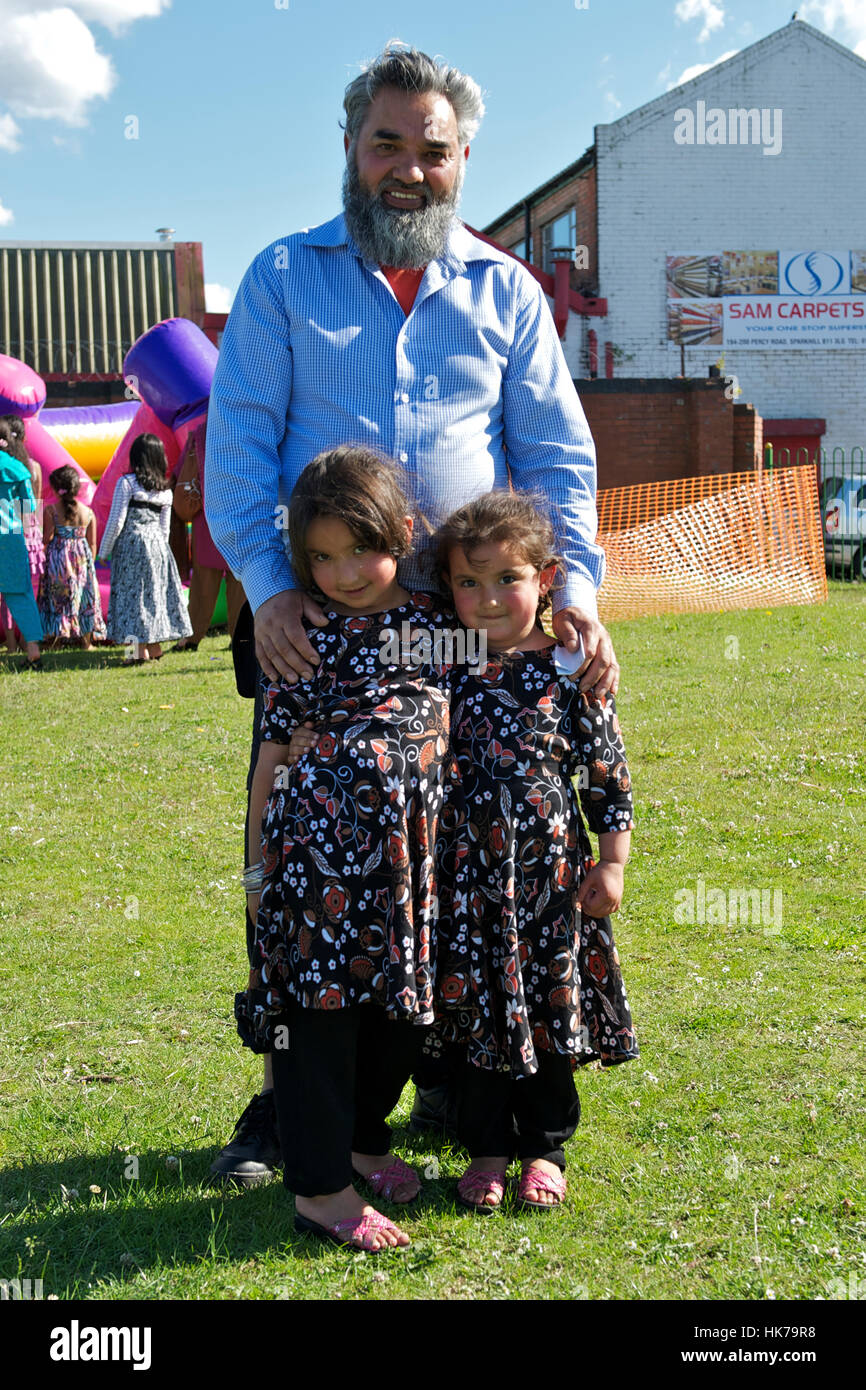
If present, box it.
[0,632,232,678]
[0,1129,465,1293]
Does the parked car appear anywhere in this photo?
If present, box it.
[822,473,866,580]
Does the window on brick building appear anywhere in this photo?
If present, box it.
[507,234,533,263]
[541,209,576,274]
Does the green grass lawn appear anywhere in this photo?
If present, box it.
[1,584,864,1301]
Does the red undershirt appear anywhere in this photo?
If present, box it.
[380,264,426,316]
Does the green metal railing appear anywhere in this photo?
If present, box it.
[765,444,866,582]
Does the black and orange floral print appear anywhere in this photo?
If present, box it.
[434,651,639,1078]
[235,593,453,1052]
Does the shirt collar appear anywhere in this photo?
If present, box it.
[301,212,505,274]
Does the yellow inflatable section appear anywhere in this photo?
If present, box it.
[39,402,140,481]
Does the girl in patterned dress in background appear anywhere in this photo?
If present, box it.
[0,417,43,669]
[38,465,106,648]
[432,490,638,1213]
[236,446,453,1253]
[99,434,191,664]
[0,416,45,656]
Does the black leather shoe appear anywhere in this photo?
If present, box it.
[209,1091,282,1187]
[407,1082,459,1140]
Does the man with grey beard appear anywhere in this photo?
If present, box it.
[205,42,616,1192]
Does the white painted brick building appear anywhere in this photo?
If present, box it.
[594,19,866,457]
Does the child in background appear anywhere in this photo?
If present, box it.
[38,465,105,649]
[236,445,453,1253]
[99,433,192,664]
[0,415,45,656]
[0,417,43,669]
[432,490,638,1212]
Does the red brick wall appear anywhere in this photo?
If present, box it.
[485,165,598,294]
[733,402,764,472]
[576,379,757,490]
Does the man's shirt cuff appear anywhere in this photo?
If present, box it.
[552,574,600,622]
[241,559,298,616]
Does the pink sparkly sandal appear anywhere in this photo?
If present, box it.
[517,1164,567,1210]
[353,1155,421,1204]
[456,1166,508,1214]
[294,1209,409,1252]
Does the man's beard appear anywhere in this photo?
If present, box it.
[342,147,464,269]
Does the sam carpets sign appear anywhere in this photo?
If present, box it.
[666,250,866,349]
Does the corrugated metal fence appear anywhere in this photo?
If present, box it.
[0,242,177,375]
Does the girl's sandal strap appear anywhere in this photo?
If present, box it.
[295,1210,408,1252]
[356,1155,420,1202]
[517,1166,567,1208]
[457,1167,507,1211]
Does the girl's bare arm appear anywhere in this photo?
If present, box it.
[246,740,291,918]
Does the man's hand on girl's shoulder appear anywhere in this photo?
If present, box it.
[552,607,619,698]
[254,589,328,683]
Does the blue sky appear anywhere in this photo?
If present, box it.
[1,0,864,308]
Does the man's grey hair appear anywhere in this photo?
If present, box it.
[342,40,486,148]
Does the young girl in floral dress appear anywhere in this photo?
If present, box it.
[38,465,106,648]
[431,490,638,1213]
[236,445,453,1253]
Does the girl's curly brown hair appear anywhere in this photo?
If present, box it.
[287,445,414,594]
[433,489,564,616]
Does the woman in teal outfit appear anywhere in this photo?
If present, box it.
[0,418,43,670]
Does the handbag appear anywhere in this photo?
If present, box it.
[172,434,203,522]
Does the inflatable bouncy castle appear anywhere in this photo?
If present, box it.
[0,319,219,629]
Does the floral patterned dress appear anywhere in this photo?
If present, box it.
[235,592,454,1053]
[433,648,639,1078]
[38,514,106,640]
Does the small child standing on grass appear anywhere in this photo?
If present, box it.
[236,445,454,1253]
[0,415,45,657]
[38,465,106,649]
[431,490,638,1212]
[99,434,192,664]
[0,418,44,669]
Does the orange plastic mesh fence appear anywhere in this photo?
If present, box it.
[596,466,827,620]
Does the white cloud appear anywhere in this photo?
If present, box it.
[67,0,171,36]
[675,0,726,44]
[0,198,14,225]
[800,0,866,58]
[0,2,170,137]
[670,50,740,87]
[0,7,114,126]
[205,283,234,313]
[604,91,623,111]
[0,113,22,151]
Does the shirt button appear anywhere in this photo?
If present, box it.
[401,392,409,403]
[399,451,408,463]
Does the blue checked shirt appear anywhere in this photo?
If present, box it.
[205,213,604,617]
